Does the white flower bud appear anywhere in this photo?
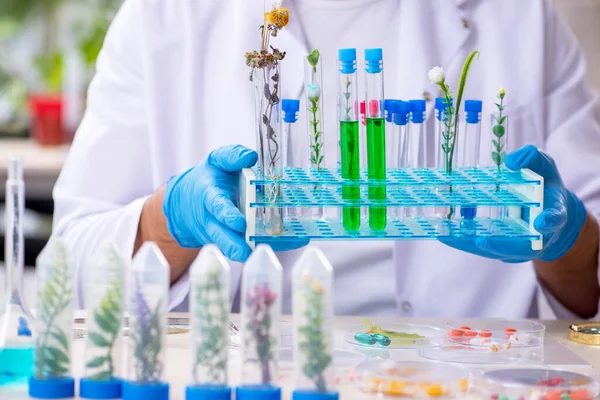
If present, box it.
[307,83,321,101]
[428,66,445,85]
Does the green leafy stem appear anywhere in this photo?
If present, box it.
[35,246,72,380]
[492,92,507,171]
[298,280,332,392]
[192,271,229,385]
[308,95,324,171]
[85,274,124,381]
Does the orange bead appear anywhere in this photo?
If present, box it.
[570,390,592,400]
[426,385,443,397]
[449,329,465,337]
[464,330,477,337]
[505,328,517,333]
[459,326,472,330]
[545,391,563,400]
[479,330,492,338]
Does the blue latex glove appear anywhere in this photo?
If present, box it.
[441,145,587,263]
[163,145,308,262]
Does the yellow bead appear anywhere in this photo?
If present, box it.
[426,385,443,397]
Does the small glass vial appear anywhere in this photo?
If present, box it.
[291,247,338,400]
[458,100,482,221]
[80,242,126,400]
[282,99,300,220]
[29,237,75,399]
[122,242,169,400]
[186,245,231,400]
[237,245,282,400]
[384,99,396,170]
[406,100,427,218]
[434,97,452,170]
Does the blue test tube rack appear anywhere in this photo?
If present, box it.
[239,166,544,250]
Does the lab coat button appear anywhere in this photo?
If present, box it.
[402,301,412,314]
[462,18,470,29]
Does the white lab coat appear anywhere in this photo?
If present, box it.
[52,0,600,318]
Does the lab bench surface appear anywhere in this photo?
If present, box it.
[12,313,597,400]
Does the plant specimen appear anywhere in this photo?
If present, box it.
[492,88,507,171]
[429,50,480,219]
[129,278,164,384]
[191,270,229,385]
[306,49,324,172]
[34,244,71,380]
[297,275,332,392]
[84,267,124,381]
[244,282,278,384]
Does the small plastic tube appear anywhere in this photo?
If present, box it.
[458,100,482,221]
[282,99,300,220]
[186,245,231,400]
[29,237,75,399]
[122,242,170,400]
[237,245,282,400]
[364,48,387,232]
[389,100,410,219]
[435,97,453,170]
[291,247,338,400]
[406,100,427,218]
[80,242,126,400]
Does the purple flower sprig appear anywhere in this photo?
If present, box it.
[245,282,278,384]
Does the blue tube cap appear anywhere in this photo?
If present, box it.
[186,384,232,400]
[292,390,340,400]
[282,99,300,123]
[338,48,357,74]
[465,99,483,123]
[364,48,383,73]
[29,377,76,399]
[122,381,169,400]
[236,385,281,400]
[384,99,395,122]
[392,100,409,126]
[80,378,123,399]
[409,99,426,123]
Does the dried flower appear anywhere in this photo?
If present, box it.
[428,66,445,85]
[307,84,321,102]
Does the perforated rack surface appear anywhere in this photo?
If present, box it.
[238,167,544,250]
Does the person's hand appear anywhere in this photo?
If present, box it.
[163,144,307,262]
[440,145,587,263]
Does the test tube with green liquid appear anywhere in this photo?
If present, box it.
[337,48,361,232]
[364,48,386,232]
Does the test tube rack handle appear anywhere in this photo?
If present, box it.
[238,167,544,250]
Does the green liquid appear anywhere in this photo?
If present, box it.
[340,120,361,232]
[0,347,33,386]
[366,117,386,231]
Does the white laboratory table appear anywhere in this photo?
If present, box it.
[38,314,600,400]
[0,139,69,199]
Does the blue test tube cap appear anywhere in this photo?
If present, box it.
[282,99,300,123]
[80,378,123,399]
[122,381,169,400]
[465,100,483,123]
[29,377,76,399]
[186,384,232,400]
[364,48,383,74]
[384,99,395,122]
[338,48,357,74]
[292,389,340,400]
[409,99,426,123]
[393,101,409,126]
[435,97,453,121]
[236,385,281,400]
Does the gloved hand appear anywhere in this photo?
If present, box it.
[441,145,587,263]
[163,144,308,262]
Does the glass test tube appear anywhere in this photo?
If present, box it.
[406,100,427,218]
[186,245,231,399]
[491,111,509,220]
[305,50,326,221]
[282,99,300,220]
[435,96,457,220]
[122,242,169,400]
[237,245,282,400]
[364,48,387,232]
[80,243,126,399]
[391,101,410,219]
[435,97,452,171]
[29,237,75,399]
[384,99,396,170]
[337,48,361,233]
[292,247,336,397]
[458,100,482,221]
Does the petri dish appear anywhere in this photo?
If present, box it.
[345,323,445,349]
[354,359,470,397]
[477,368,599,400]
[419,342,524,365]
[445,319,545,348]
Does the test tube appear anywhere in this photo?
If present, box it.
[392,101,410,219]
[491,92,509,219]
[291,247,337,399]
[364,48,387,232]
[435,97,453,170]
[29,237,75,399]
[237,245,282,400]
[435,95,458,220]
[305,49,326,221]
[406,100,427,218]
[186,245,231,400]
[0,157,34,387]
[122,242,169,400]
[458,100,482,221]
[282,99,300,220]
[337,48,361,233]
[80,242,126,399]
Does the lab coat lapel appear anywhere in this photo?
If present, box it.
[273,17,308,101]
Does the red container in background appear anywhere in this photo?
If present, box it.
[28,94,64,146]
